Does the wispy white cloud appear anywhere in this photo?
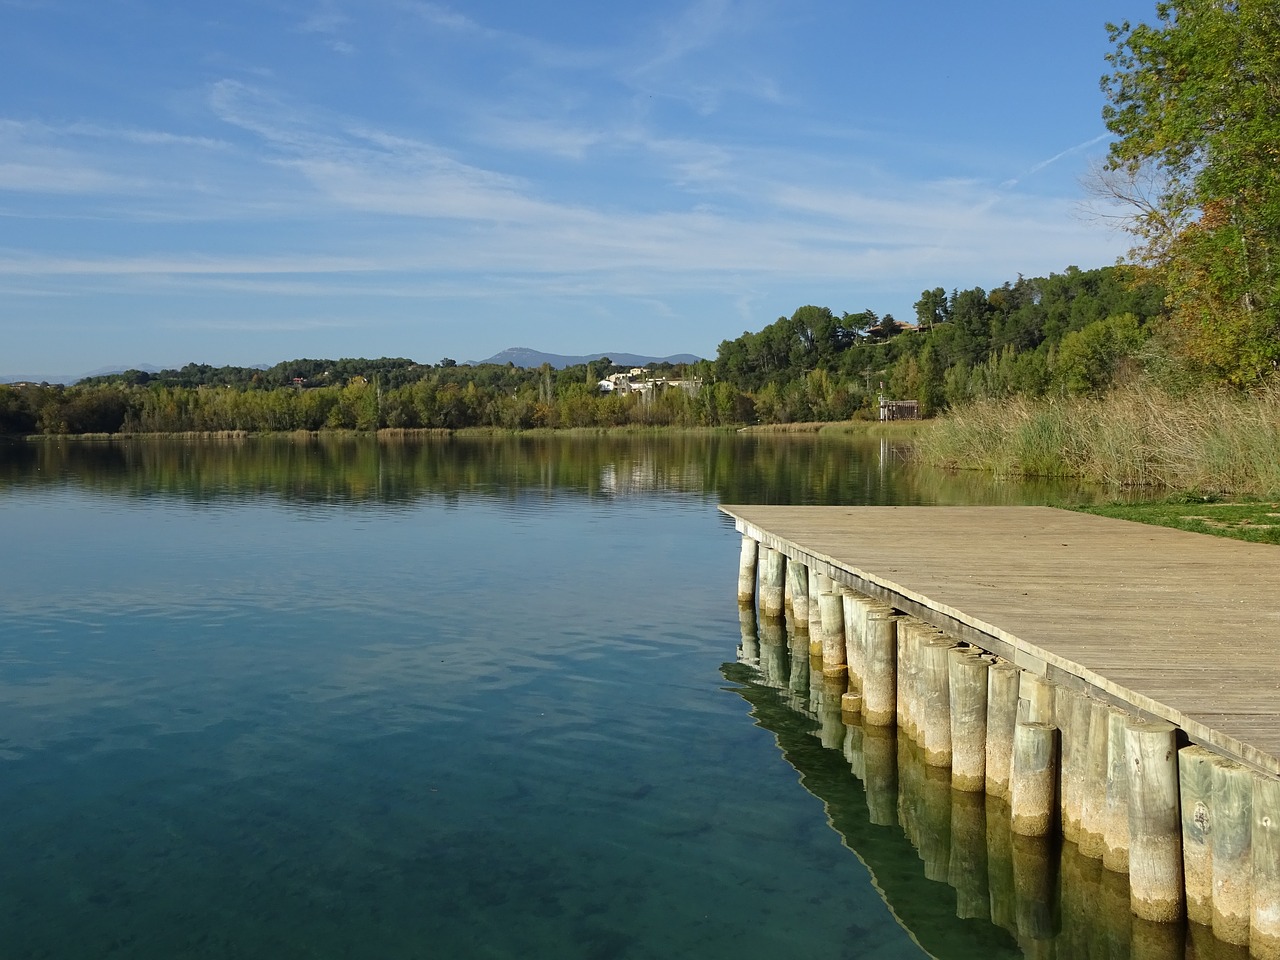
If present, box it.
[394,0,605,71]
[298,1,357,55]
[1002,133,1112,188]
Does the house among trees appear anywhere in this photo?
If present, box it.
[878,398,920,421]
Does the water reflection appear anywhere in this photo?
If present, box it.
[0,433,1107,509]
[723,642,1206,960]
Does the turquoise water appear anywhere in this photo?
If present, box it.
[0,436,1096,959]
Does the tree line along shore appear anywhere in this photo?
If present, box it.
[0,263,1166,437]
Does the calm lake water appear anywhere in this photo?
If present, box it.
[0,435,1115,959]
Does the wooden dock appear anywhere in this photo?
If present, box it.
[720,505,1280,777]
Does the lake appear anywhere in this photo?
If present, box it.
[0,434,1107,959]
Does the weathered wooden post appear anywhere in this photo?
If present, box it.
[1125,718,1184,924]
[807,569,823,639]
[737,535,758,604]
[1078,698,1110,859]
[841,690,862,719]
[840,588,866,689]
[758,546,785,619]
[1178,745,1215,927]
[786,557,809,628]
[1252,773,1280,960]
[1211,755,1253,946]
[817,591,846,677]
[1018,672,1055,724]
[920,638,954,767]
[1010,720,1058,837]
[1061,690,1093,844]
[895,618,922,736]
[986,660,1020,800]
[862,609,898,727]
[1104,706,1132,873]
[949,648,990,792]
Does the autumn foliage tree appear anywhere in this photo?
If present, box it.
[1101,0,1280,385]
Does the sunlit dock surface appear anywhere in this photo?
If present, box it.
[720,505,1280,776]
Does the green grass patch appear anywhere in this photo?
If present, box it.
[1076,498,1280,544]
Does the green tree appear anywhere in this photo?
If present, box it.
[1101,1,1280,384]
[1054,313,1149,394]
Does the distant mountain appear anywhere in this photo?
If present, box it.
[0,372,78,385]
[468,347,702,369]
[0,363,271,385]
[80,363,165,378]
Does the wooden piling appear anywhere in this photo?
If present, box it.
[1079,697,1110,859]
[1017,672,1056,725]
[803,570,824,640]
[817,591,846,677]
[1252,773,1280,960]
[737,535,757,604]
[1125,718,1184,924]
[948,648,990,792]
[895,618,923,737]
[1104,706,1132,873]
[840,589,866,689]
[1179,745,1216,927]
[785,557,809,627]
[986,660,1020,800]
[920,638,954,767]
[862,609,897,727]
[1211,755,1253,946]
[758,546,785,619]
[1010,720,1058,837]
[1061,690,1092,844]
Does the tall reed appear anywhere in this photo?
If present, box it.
[916,382,1280,495]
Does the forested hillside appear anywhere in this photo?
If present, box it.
[713,265,1165,421]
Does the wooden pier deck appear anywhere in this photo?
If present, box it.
[720,505,1280,777]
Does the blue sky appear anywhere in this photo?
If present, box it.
[2,0,1158,376]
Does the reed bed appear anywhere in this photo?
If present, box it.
[916,383,1280,495]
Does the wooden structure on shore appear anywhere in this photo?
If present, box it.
[722,505,1280,958]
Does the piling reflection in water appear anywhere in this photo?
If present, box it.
[727,608,1219,960]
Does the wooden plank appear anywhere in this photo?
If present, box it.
[720,505,1280,776]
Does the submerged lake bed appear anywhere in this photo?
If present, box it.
[0,435,1104,959]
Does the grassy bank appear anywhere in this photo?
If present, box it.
[915,382,1280,496]
[1080,499,1280,545]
